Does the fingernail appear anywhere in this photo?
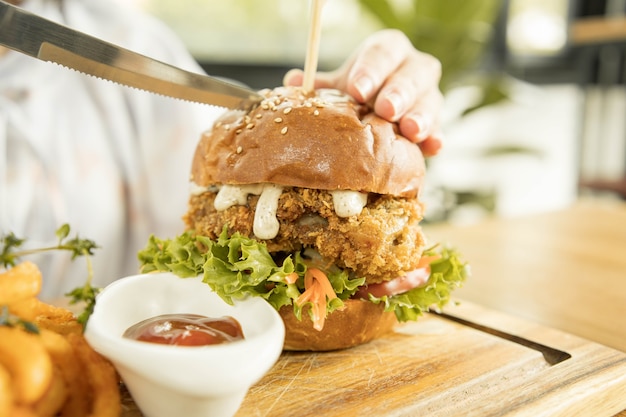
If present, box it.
[410,113,432,140]
[386,92,404,120]
[354,76,374,100]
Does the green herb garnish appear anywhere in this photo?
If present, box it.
[0,306,39,333]
[1,224,98,267]
[1,224,100,326]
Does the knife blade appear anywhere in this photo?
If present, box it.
[0,1,263,109]
[431,311,572,366]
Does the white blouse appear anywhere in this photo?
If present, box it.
[0,0,226,300]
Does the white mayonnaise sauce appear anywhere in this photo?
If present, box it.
[189,182,216,196]
[252,184,284,239]
[214,184,264,211]
[211,184,368,239]
[331,190,368,218]
[213,183,282,239]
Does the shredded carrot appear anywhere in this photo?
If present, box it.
[284,272,299,284]
[306,268,336,299]
[416,254,441,269]
[295,268,337,331]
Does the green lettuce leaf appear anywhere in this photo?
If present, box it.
[368,246,469,322]
[137,232,207,277]
[137,229,468,325]
[137,228,365,320]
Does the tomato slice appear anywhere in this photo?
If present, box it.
[353,267,431,299]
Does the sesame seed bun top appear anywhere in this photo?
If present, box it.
[190,86,425,198]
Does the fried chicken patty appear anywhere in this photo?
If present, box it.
[184,187,426,284]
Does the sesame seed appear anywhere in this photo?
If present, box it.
[274,117,283,123]
[236,146,243,153]
[224,124,231,130]
[281,126,288,135]
[313,109,320,116]
[235,128,242,134]
[246,123,255,129]
[283,107,292,115]
[256,113,262,119]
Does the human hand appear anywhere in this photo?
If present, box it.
[283,29,444,157]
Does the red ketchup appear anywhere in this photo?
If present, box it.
[123,314,245,346]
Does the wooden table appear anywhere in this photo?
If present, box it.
[237,198,626,416]
[123,198,626,416]
[425,197,626,417]
[425,197,626,353]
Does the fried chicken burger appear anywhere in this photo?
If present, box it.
[139,86,467,351]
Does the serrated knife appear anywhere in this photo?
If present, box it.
[0,1,262,109]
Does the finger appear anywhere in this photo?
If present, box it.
[343,29,417,103]
[399,112,436,142]
[284,29,418,104]
[283,68,343,90]
[397,88,444,142]
[283,68,304,87]
[374,51,442,122]
[417,136,443,157]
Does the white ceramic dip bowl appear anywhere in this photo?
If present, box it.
[84,272,284,417]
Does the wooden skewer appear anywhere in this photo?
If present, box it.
[302,0,326,92]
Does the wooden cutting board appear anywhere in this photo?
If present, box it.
[121,300,626,416]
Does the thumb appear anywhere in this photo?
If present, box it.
[282,68,340,89]
[282,68,304,86]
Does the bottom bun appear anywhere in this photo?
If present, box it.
[280,299,398,351]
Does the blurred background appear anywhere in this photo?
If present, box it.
[124,0,626,224]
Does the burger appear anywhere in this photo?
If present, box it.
[138,86,467,351]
